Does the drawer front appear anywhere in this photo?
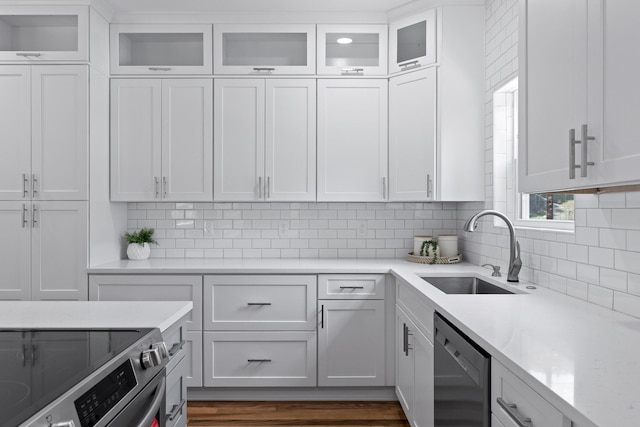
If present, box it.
[203,331,317,387]
[396,277,434,338]
[492,359,567,427]
[89,275,203,330]
[185,330,203,388]
[318,274,385,299]
[204,275,316,330]
[166,353,187,427]
[163,317,188,374]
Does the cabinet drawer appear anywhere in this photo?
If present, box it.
[204,275,316,330]
[492,359,568,427]
[166,352,187,427]
[396,277,434,338]
[89,275,202,330]
[203,331,316,387]
[318,274,385,299]
[162,316,189,374]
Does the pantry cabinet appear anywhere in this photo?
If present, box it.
[519,0,640,192]
[0,6,88,62]
[316,24,388,76]
[110,24,213,75]
[214,24,315,75]
[110,78,213,202]
[388,9,437,74]
[317,79,388,201]
[0,65,88,201]
[0,201,87,301]
[214,78,316,201]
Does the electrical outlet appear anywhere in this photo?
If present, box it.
[278,220,289,238]
[356,220,367,238]
[204,220,214,237]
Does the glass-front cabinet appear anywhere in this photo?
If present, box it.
[214,24,315,75]
[0,6,88,62]
[389,9,437,74]
[316,24,388,76]
[110,24,213,75]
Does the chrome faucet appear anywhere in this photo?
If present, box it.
[464,210,522,282]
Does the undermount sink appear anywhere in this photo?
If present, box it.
[421,276,515,294]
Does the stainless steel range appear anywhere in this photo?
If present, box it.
[0,328,168,427]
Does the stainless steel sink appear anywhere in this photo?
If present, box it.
[421,276,514,294]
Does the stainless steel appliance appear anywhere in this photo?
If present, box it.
[434,312,490,427]
[0,328,168,427]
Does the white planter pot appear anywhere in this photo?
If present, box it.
[437,234,459,258]
[127,243,151,260]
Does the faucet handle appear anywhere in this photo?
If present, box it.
[482,264,502,277]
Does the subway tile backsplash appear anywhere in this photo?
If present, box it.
[127,202,457,259]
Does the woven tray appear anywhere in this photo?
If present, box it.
[406,253,462,264]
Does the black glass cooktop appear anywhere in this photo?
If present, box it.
[0,329,151,427]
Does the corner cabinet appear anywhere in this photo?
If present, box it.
[0,6,88,62]
[214,24,315,75]
[389,9,437,74]
[110,78,213,202]
[520,0,640,192]
[214,79,316,202]
[317,79,388,202]
[316,24,388,76]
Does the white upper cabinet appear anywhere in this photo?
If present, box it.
[110,24,213,75]
[0,65,88,201]
[316,24,388,76]
[214,24,315,75]
[389,9,437,74]
[389,68,436,201]
[111,78,213,202]
[0,6,88,62]
[520,0,640,193]
[214,78,316,201]
[317,79,388,202]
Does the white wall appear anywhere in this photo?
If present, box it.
[459,0,640,319]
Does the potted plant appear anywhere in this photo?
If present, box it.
[124,228,157,260]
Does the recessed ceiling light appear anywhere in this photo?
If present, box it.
[337,37,353,44]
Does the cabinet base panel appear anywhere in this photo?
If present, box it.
[188,386,396,401]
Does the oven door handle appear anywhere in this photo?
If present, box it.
[135,376,166,427]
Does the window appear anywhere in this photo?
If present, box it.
[493,78,574,231]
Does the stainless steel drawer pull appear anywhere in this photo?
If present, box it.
[16,52,42,58]
[32,174,38,197]
[167,399,187,421]
[148,67,172,71]
[341,68,364,74]
[22,173,29,198]
[32,206,37,228]
[21,204,28,228]
[497,397,532,427]
[339,286,365,289]
[163,176,167,197]
[247,302,271,306]
[399,60,420,69]
[253,67,275,72]
[248,359,272,363]
[154,177,160,198]
[168,340,186,357]
[569,125,595,179]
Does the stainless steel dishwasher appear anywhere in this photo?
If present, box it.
[434,312,490,427]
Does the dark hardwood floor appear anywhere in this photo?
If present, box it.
[187,401,411,426]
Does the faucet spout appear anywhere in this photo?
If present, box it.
[464,210,522,282]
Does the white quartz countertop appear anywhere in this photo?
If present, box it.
[88,258,639,427]
[0,301,193,333]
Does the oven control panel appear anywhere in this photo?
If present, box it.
[74,360,137,427]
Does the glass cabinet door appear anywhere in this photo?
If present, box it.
[389,9,437,74]
[317,24,388,75]
[214,24,315,75]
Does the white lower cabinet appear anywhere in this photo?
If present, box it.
[164,316,189,427]
[0,201,87,301]
[318,299,385,386]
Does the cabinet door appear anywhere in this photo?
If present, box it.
[31,201,87,301]
[214,79,265,201]
[110,79,162,201]
[412,328,434,427]
[161,79,213,202]
[318,300,385,386]
[0,66,31,201]
[519,0,589,192]
[395,307,415,421]
[0,202,31,300]
[389,9,437,74]
[389,68,436,201]
[265,79,316,201]
[317,24,388,76]
[31,66,88,201]
[590,1,640,186]
[214,24,316,75]
[317,79,388,202]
